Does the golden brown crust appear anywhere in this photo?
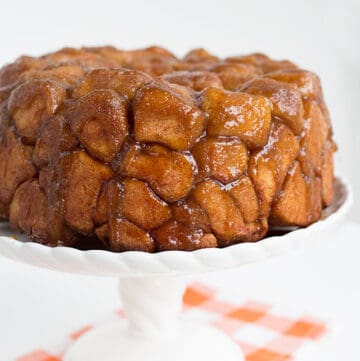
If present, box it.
[67,89,128,162]
[8,79,66,143]
[192,137,248,184]
[200,87,272,149]
[241,78,304,135]
[0,128,36,205]
[57,150,112,234]
[0,46,335,251]
[133,81,206,151]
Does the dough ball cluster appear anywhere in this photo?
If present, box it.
[0,46,335,252]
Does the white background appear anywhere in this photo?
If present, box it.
[0,0,359,360]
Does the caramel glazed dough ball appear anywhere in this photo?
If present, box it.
[0,46,335,252]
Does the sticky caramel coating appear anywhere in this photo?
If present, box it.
[66,89,128,162]
[8,79,66,143]
[133,81,206,151]
[192,137,248,184]
[200,87,272,149]
[0,46,335,252]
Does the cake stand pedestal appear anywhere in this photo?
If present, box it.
[0,178,351,361]
[65,277,242,361]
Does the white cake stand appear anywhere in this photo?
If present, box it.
[0,177,351,361]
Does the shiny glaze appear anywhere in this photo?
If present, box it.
[0,46,335,251]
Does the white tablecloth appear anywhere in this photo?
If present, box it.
[0,222,359,361]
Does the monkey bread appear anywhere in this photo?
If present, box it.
[0,46,335,252]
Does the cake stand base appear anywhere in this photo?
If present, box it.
[63,320,244,361]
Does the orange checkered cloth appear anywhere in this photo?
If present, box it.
[17,284,326,361]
